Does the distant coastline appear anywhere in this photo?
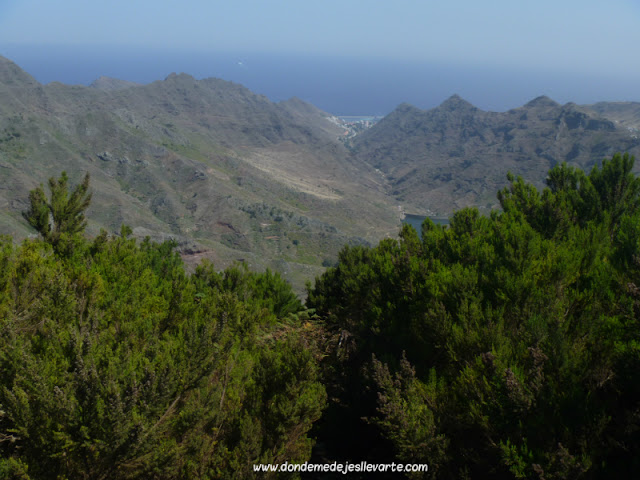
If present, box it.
[338,115,382,122]
[5,44,639,116]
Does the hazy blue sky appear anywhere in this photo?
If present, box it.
[1,0,639,113]
[2,0,639,74]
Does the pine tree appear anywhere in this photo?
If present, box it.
[23,171,91,252]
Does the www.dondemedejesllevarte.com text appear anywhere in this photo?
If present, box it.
[253,461,429,474]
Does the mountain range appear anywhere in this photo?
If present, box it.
[2,54,640,290]
[351,94,640,215]
[0,55,397,291]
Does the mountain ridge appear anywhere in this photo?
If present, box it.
[3,54,640,289]
[89,76,141,91]
[0,55,398,292]
[0,55,39,87]
[351,94,640,215]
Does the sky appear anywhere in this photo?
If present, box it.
[1,0,640,113]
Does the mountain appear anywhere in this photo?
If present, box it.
[4,53,640,290]
[350,95,640,215]
[278,96,347,140]
[0,56,398,292]
[0,55,38,87]
[89,76,141,91]
[585,101,640,131]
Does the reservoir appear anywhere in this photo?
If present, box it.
[402,214,449,237]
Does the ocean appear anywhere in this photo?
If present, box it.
[1,44,639,116]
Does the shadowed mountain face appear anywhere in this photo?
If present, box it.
[0,55,398,292]
[351,94,640,215]
[586,101,640,130]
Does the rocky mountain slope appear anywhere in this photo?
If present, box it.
[585,101,640,131]
[351,95,640,215]
[0,55,398,291]
[3,53,640,290]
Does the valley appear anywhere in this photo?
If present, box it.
[2,54,640,291]
[3,53,640,478]
[0,55,398,292]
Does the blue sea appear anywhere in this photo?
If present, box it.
[1,44,639,116]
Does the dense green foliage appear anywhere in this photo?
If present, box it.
[308,153,640,479]
[5,156,640,478]
[1,176,326,479]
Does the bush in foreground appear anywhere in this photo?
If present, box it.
[0,173,326,479]
[309,153,640,479]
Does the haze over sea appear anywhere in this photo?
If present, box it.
[2,44,639,116]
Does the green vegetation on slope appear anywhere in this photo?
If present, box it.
[308,153,640,479]
[0,55,399,296]
[0,174,326,479]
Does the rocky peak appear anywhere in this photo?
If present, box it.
[524,96,560,109]
[437,94,477,113]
